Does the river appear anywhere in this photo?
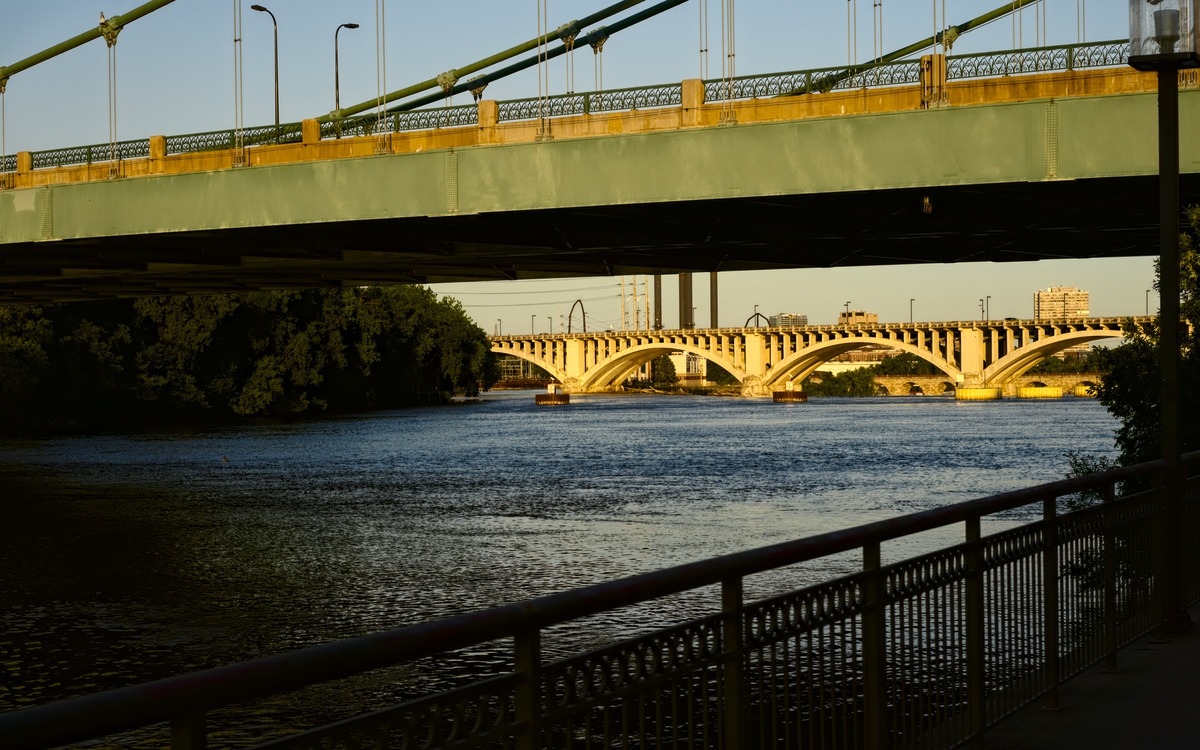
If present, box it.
[0,393,1120,744]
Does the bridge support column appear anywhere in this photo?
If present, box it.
[740,333,769,396]
[564,339,586,392]
[959,328,985,387]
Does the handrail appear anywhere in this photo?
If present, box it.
[2,450,1196,749]
[0,40,1135,175]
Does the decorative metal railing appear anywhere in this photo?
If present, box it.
[1,452,1196,750]
[497,83,684,122]
[947,40,1130,80]
[0,39,1138,175]
[0,154,15,173]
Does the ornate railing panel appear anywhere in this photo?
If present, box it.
[947,40,1130,80]
[497,84,683,122]
[0,154,15,173]
[29,139,150,169]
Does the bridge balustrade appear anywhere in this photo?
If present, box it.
[2,453,1196,750]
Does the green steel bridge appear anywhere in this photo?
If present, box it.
[0,23,1196,303]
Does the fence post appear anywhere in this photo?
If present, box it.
[515,629,542,750]
[965,515,985,748]
[1103,482,1119,672]
[1042,496,1060,709]
[862,542,887,750]
[721,577,746,750]
[170,712,206,750]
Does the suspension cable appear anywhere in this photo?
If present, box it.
[232,0,244,159]
[376,0,388,143]
[698,0,709,79]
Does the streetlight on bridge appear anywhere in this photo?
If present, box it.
[909,298,914,324]
[548,316,552,334]
[986,295,991,321]
[249,5,279,134]
[334,21,360,119]
[844,300,850,323]
[531,314,535,335]
[496,318,502,335]
[978,299,984,322]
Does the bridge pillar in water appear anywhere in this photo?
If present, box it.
[959,328,986,386]
[564,339,586,392]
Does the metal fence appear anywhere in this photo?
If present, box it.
[0,40,1134,175]
[1,451,1196,750]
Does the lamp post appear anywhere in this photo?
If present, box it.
[1128,0,1199,633]
[909,298,914,324]
[250,5,279,133]
[531,314,535,335]
[496,319,502,335]
[548,316,552,334]
[978,299,984,322]
[844,300,851,323]
[986,295,991,321]
[334,22,360,116]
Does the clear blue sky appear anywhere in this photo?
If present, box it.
[2,1,1151,329]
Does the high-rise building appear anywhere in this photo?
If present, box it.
[1034,286,1090,319]
[769,312,808,327]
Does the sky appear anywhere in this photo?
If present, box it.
[0,0,1154,329]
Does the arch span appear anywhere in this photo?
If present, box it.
[578,343,747,391]
[983,330,1121,385]
[760,339,962,391]
[489,346,567,384]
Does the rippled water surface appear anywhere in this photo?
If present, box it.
[0,393,1119,742]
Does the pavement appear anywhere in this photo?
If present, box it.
[982,606,1200,750]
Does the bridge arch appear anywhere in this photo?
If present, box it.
[489,345,568,384]
[982,330,1122,386]
[578,343,747,391]
[760,339,962,391]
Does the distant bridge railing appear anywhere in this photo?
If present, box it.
[1,40,1135,173]
[1,451,1196,750]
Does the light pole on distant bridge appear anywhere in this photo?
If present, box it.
[531,314,535,335]
[978,299,984,322]
[334,22,360,118]
[909,298,914,324]
[844,301,850,323]
[986,295,991,321]
[250,5,279,134]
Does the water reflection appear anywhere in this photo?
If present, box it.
[0,394,1119,743]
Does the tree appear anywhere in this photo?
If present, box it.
[1090,207,1200,467]
[650,355,678,389]
[803,367,877,397]
[871,352,940,376]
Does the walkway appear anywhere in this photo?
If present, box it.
[984,606,1200,750]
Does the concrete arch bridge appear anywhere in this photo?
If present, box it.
[491,316,1150,398]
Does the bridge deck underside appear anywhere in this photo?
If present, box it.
[0,175,1181,304]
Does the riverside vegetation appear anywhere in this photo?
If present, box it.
[0,286,499,434]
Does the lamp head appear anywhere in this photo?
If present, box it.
[344,23,360,29]
[250,4,268,11]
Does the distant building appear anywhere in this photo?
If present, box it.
[769,312,808,327]
[838,310,879,325]
[1034,286,1090,319]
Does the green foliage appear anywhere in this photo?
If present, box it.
[870,352,940,376]
[706,360,738,385]
[0,287,496,433]
[803,367,877,397]
[650,355,678,389]
[1028,348,1109,374]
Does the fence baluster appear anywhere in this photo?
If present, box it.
[515,629,542,750]
[1103,482,1119,672]
[721,577,745,749]
[170,711,206,750]
[1043,496,1060,709]
[862,542,886,750]
[965,515,985,748]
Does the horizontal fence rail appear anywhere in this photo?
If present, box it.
[0,40,1133,175]
[1,451,1197,750]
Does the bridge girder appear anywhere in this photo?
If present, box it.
[576,342,746,391]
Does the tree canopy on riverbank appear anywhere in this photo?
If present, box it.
[0,287,498,433]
